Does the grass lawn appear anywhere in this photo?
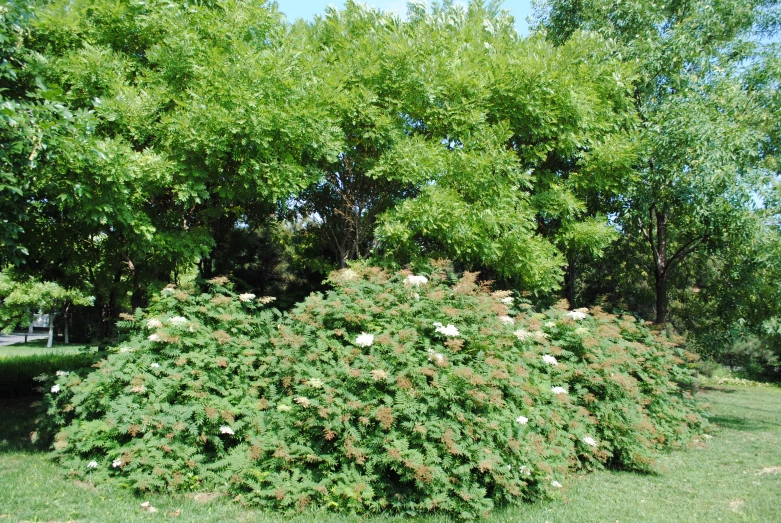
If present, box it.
[1,385,779,522]
[0,339,96,359]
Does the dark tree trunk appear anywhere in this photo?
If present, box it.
[654,209,669,324]
[567,257,576,308]
[64,303,70,344]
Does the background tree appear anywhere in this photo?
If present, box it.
[534,0,780,322]
[0,273,93,347]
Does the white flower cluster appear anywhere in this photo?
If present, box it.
[583,436,598,448]
[551,386,568,395]
[220,426,235,435]
[515,415,528,425]
[355,333,374,347]
[404,274,428,287]
[308,378,323,388]
[514,329,548,342]
[500,296,514,305]
[542,354,558,366]
[160,286,175,295]
[50,384,60,393]
[148,334,161,342]
[169,316,188,327]
[150,363,160,369]
[565,310,587,321]
[146,318,163,329]
[238,293,256,302]
[433,322,460,337]
[427,348,446,365]
[56,370,70,377]
[551,480,563,488]
[112,458,122,468]
[87,460,98,469]
[499,315,515,325]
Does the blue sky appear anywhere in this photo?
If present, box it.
[275,1,535,34]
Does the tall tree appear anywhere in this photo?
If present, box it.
[292,1,638,293]
[534,0,780,322]
[4,0,340,335]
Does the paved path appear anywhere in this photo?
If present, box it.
[0,333,48,346]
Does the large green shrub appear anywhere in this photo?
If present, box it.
[40,266,705,518]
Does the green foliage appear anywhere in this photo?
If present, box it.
[42,265,705,518]
[535,0,780,323]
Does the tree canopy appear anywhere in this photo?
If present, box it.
[0,0,779,375]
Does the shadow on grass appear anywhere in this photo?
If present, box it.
[706,414,776,432]
[699,386,738,393]
[0,395,44,454]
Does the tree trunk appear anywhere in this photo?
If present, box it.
[567,257,576,308]
[47,308,55,348]
[64,303,70,344]
[654,209,668,324]
[655,270,668,324]
[27,309,33,343]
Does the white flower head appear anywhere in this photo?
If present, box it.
[499,315,515,325]
[112,458,122,468]
[514,328,530,341]
[427,348,446,365]
[434,323,460,337]
[545,321,557,328]
[33,373,49,382]
[542,354,558,366]
[276,404,292,412]
[169,316,188,327]
[551,386,568,395]
[56,370,70,377]
[404,275,428,287]
[87,460,98,469]
[515,415,528,425]
[565,310,587,321]
[551,480,563,488]
[50,384,60,393]
[520,465,532,476]
[308,378,323,388]
[146,318,163,329]
[583,436,598,448]
[160,287,175,295]
[500,296,514,305]
[148,334,161,342]
[238,293,256,302]
[150,363,160,369]
[338,269,358,281]
[532,330,549,341]
[220,426,235,435]
[355,332,374,347]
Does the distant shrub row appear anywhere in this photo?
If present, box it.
[0,352,97,397]
[37,264,706,519]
